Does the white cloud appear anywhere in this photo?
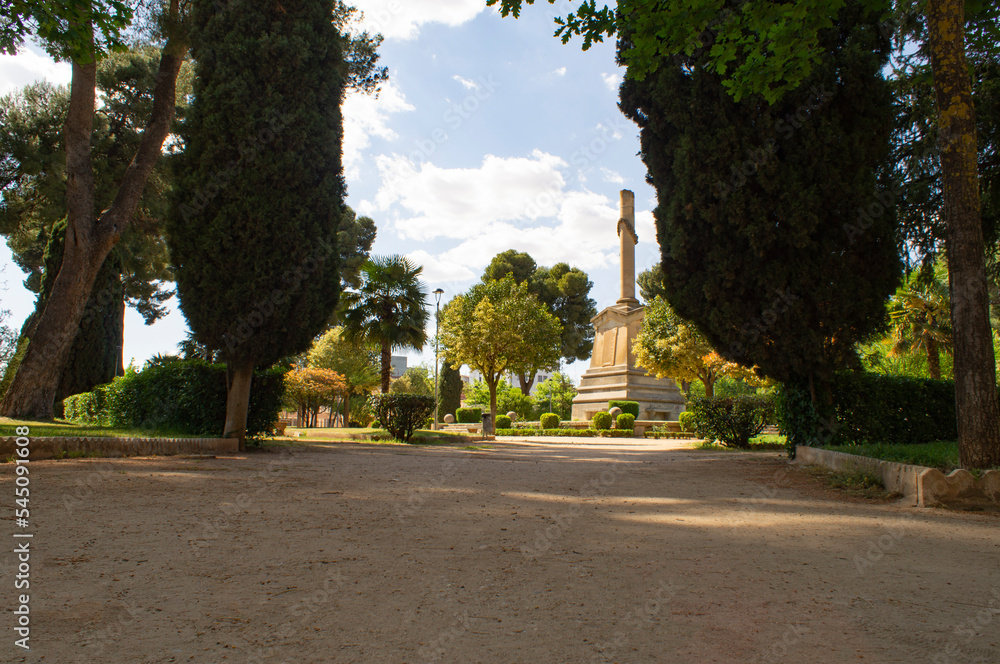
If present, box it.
[601,72,622,92]
[407,248,477,284]
[0,47,71,96]
[341,81,414,181]
[452,75,478,90]
[553,67,567,76]
[354,0,485,41]
[601,167,625,185]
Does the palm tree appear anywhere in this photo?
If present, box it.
[888,269,953,380]
[340,256,430,393]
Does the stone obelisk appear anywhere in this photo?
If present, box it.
[571,190,686,422]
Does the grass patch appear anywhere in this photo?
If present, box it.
[804,465,897,500]
[694,433,787,452]
[821,441,962,473]
[0,417,210,439]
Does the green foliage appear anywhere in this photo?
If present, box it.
[340,255,430,393]
[616,413,635,431]
[608,400,639,418]
[168,0,348,369]
[497,428,596,438]
[531,372,576,420]
[61,359,286,440]
[482,249,597,368]
[592,411,612,430]
[777,373,958,449]
[370,394,434,443]
[0,327,27,400]
[539,412,560,429]
[619,2,901,392]
[637,265,667,303]
[467,378,534,420]
[390,365,434,397]
[438,356,463,421]
[456,407,482,424]
[495,414,512,430]
[690,396,775,449]
[678,411,696,432]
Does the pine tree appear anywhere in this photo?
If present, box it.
[619,1,902,399]
[168,0,352,447]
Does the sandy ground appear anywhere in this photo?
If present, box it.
[1,437,999,664]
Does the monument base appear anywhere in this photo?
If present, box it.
[571,301,686,422]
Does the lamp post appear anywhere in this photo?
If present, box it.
[433,288,444,430]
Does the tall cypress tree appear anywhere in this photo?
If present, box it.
[168,0,348,447]
[438,356,463,421]
[619,0,901,399]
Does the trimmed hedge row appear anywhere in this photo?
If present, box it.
[494,428,639,438]
[456,406,482,423]
[777,373,957,448]
[608,400,639,418]
[62,359,286,440]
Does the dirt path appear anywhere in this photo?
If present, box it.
[2,438,998,663]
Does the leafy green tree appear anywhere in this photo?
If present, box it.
[337,207,377,290]
[888,265,953,380]
[307,326,380,426]
[167,0,356,447]
[440,276,562,425]
[637,264,667,303]
[466,378,535,421]
[489,0,1000,469]
[341,255,430,394]
[619,3,901,401]
[532,372,577,421]
[437,355,463,421]
[634,298,758,399]
[483,249,595,393]
[391,365,434,397]
[0,5,190,419]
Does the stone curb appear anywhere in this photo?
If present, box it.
[0,436,239,461]
[794,445,1000,508]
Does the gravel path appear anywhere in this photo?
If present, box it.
[2,438,998,663]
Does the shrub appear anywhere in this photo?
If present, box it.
[62,391,101,424]
[678,411,696,432]
[495,428,597,437]
[776,373,957,451]
[616,413,635,431]
[608,400,639,418]
[539,412,560,429]
[60,359,286,441]
[689,396,774,449]
[592,411,612,430]
[456,406,483,424]
[371,394,435,443]
[495,414,512,429]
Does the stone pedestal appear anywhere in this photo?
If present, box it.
[571,302,686,422]
[570,189,686,422]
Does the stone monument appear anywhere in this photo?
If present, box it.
[571,190,687,422]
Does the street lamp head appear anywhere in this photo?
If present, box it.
[433,288,444,304]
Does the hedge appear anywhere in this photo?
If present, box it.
[61,359,286,441]
[592,411,612,430]
[689,395,774,449]
[456,407,482,423]
[608,400,639,418]
[616,413,635,431]
[495,414,512,429]
[494,428,639,438]
[539,412,560,429]
[678,411,696,432]
[777,373,957,449]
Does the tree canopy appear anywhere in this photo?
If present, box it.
[440,275,561,424]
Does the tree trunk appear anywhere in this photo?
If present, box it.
[927,0,1000,469]
[517,372,534,396]
[224,360,255,452]
[488,377,498,435]
[380,342,392,393]
[0,18,187,420]
[343,392,351,427]
[700,369,715,399]
[926,336,942,380]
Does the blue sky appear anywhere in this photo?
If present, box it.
[0,1,661,383]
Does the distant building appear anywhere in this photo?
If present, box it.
[390,356,407,379]
[466,369,553,396]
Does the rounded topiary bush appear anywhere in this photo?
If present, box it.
[678,411,696,432]
[539,412,560,429]
[592,411,612,430]
[495,414,512,429]
[616,413,635,432]
[456,407,482,424]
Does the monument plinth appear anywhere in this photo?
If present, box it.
[571,190,686,422]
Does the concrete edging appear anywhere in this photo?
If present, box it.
[794,445,1000,508]
[0,436,238,461]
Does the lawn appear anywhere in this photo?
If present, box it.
[0,417,211,439]
[820,441,964,473]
